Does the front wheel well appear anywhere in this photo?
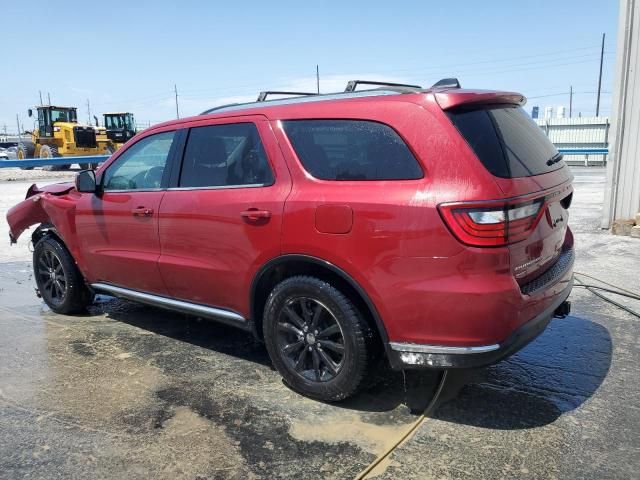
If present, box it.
[251,256,387,349]
[31,223,62,246]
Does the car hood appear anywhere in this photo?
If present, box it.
[25,182,75,199]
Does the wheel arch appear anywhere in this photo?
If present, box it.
[250,254,390,351]
[32,223,65,248]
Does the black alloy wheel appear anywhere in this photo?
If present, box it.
[33,235,93,314]
[264,276,375,402]
[37,248,67,306]
[276,296,346,382]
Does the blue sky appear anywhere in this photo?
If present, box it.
[1,0,618,131]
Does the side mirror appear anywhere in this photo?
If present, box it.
[27,109,33,118]
[75,170,97,193]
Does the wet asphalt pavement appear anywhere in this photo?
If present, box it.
[1,167,639,479]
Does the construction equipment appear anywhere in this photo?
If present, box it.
[103,112,137,149]
[17,105,114,170]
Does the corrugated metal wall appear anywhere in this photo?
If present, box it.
[535,117,609,164]
[603,0,640,226]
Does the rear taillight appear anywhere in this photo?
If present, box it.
[438,199,545,247]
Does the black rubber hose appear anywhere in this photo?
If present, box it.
[574,277,640,319]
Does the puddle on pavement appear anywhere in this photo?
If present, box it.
[0,261,616,479]
[0,261,443,479]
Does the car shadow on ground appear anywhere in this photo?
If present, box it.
[89,296,273,367]
[90,298,611,422]
[90,296,446,414]
[433,316,612,429]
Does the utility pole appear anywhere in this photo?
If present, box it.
[174,84,180,119]
[39,91,43,105]
[86,99,91,125]
[596,32,605,116]
[316,65,320,94]
[569,86,573,118]
[16,114,22,142]
[47,92,51,105]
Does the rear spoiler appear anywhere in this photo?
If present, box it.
[434,89,526,110]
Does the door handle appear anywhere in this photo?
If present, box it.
[131,206,154,217]
[240,208,271,221]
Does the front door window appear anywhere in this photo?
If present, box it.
[102,131,176,191]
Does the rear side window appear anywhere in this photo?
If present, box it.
[179,123,274,188]
[447,106,562,178]
[282,120,423,181]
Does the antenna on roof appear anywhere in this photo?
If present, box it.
[257,91,318,102]
[344,80,422,92]
[431,78,461,89]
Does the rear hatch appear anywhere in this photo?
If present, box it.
[441,96,573,287]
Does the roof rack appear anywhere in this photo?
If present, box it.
[257,91,318,102]
[344,80,422,92]
[200,103,243,115]
[431,77,461,89]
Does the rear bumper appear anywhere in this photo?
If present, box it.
[387,276,573,370]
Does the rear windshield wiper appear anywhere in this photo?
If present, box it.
[546,153,563,166]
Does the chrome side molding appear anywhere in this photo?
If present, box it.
[389,342,500,355]
[91,283,247,328]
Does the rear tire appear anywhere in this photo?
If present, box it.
[263,276,375,402]
[33,236,93,314]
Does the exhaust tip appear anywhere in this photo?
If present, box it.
[554,301,571,318]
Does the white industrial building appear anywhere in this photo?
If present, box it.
[603,0,640,227]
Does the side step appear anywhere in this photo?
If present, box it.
[91,283,249,329]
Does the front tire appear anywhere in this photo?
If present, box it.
[17,143,35,170]
[33,236,93,314]
[263,276,374,402]
[80,145,112,170]
[40,145,70,171]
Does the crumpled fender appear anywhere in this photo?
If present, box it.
[25,182,75,199]
[7,182,76,244]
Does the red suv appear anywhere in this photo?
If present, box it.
[7,80,573,401]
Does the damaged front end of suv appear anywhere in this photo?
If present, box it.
[7,182,76,245]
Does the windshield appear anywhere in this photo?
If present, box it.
[105,114,135,130]
[50,108,77,123]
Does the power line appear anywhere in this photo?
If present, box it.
[528,90,611,99]
[94,44,613,107]
[320,46,612,78]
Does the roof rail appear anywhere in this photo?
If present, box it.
[257,91,318,102]
[431,78,461,89]
[200,103,242,115]
[344,80,422,92]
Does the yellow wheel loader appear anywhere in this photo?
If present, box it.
[17,105,114,171]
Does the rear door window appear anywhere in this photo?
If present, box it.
[447,106,562,178]
[179,123,274,188]
[282,120,423,181]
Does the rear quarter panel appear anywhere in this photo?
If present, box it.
[271,97,508,339]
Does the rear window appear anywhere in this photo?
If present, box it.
[447,106,562,178]
[282,120,423,181]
